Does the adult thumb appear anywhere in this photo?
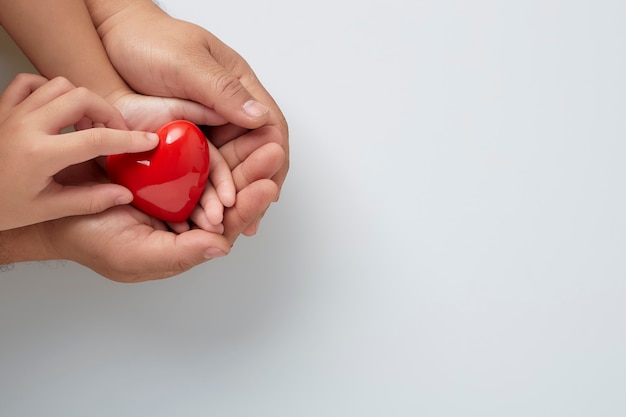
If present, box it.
[190,64,270,129]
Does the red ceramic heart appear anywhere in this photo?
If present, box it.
[106,120,210,223]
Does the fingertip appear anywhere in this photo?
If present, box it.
[146,132,160,144]
[204,247,226,260]
[121,131,159,154]
[115,193,133,206]
[137,132,159,151]
[242,99,269,119]
[219,188,236,208]
[206,206,224,226]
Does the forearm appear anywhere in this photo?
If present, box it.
[85,0,165,34]
[0,224,55,266]
[0,0,129,101]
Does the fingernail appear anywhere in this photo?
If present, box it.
[115,194,133,205]
[242,100,269,118]
[146,133,159,143]
[205,248,226,260]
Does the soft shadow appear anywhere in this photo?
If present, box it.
[0,29,37,88]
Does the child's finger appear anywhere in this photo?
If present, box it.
[42,183,135,220]
[198,183,225,226]
[190,205,224,234]
[32,83,129,132]
[12,76,79,117]
[0,73,49,114]
[45,128,158,174]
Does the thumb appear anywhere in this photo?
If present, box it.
[190,63,270,129]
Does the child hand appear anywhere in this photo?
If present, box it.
[0,74,158,231]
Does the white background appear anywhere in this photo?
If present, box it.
[1,0,626,415]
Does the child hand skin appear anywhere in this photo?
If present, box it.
[0,73,159,231]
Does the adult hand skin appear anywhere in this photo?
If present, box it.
[87,0,290,200]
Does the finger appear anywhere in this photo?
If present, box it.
[260,111,289,193]
[180,49,270,130]
[51,205,230,282]
[108,228,230,282]
[32,84,129,132]
[207,141,235,207]
[204,123,248,148]
[167,221,191,234]
[198,183,225,225]
[7,76,77,118]
[238,70,290,192]
[0,73,49,114]
[218,126,282,171]
[45,128,158,174]
[126,229,229,282]
[219,126,287,200]
[223,179,278,244]
[230,142,285,193]
[229,142,283,236]
[43,182,135,219]
[190,204,225,234]
[243,218,262,237]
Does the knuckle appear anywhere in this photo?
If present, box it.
[78,197,104,215]
[167,257,195,274]
[86,128,107,149]
[12,72,37,86]
[48,76,75,92]
[70,86,92,101]
[212,73,245,99]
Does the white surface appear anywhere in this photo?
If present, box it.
[1,0,626,415]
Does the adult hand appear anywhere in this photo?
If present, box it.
[0,74,158,231]
[215,126,285,240]
[40,205,229,282]
[88,1,290,211]
[31,127,284,282]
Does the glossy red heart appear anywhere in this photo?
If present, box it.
[106,120,210,223]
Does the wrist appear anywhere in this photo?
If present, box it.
[0,223,57,266]
[102,85,135,107]
[86,0,166,37]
